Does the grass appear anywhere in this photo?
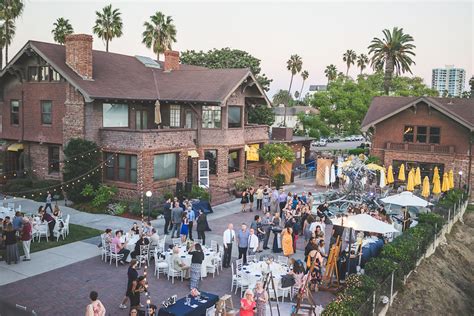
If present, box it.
[18,223,101,254]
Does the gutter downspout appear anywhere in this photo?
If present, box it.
[468,133,473,197]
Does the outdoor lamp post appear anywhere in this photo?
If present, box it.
[146,191,152,221]
[458,171,463,189]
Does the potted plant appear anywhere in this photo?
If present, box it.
[233,176,256,198]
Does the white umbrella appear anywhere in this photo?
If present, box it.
[331,214,399,234]
[381,191,433,207]
[379,169,386,189]
[324,166,330,186]
[330,164,336,184]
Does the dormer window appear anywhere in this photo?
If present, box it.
[28,66,62,82]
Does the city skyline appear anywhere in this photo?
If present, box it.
[8,0,473,97]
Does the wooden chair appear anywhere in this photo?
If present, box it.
[215,294,238,316]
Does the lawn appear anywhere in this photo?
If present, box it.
[19,223,101,254]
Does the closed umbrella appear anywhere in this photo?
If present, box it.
[406,169,415,191]
[324,165,330,186]
[432,166,439,184]
[421,176,430,198]
[415,167,422,186]
[432,176,441,195]
[441,172,449,192]
[448,170,454,189]
[387,165,394,184]
[379,169,386,188]
[398,164,406,181]
[337,163,343,177]
[381,191,433,207]
[330,164,336,184]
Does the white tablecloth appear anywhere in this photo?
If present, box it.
[164,245,215,277]
[123,234,140,251]
[0,207,14,219]
[241,261,289,288]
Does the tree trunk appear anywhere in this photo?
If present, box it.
[346,64,349,77]
[106,40,109,52]
[384,56,394,95]
[288,74,294,94]
[157,53,160,62]
[5,43,8,66]
[0,48,3,70]
[299,80,305,101]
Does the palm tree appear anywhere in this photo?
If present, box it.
[142,12,177,61]
[0,26,5,70]
[92,4,123,52]
[298,70,309,100]
[51,18,74,45]
[368,27,416,95]
[324,64,337,85]
[342,49,356,76]
[356,54,369,75]
[0,0,24,66]
[286,54,303,94]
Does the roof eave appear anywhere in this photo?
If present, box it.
[221,70,272,107]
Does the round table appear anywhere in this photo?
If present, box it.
[164,245,215,277]
[241,261,289,288]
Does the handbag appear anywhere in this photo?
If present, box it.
[281,274,295,288]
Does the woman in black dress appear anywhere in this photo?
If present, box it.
[3,223,19,264]
[248,187,255,212]
[119,259,138,309]
[129,276,146,310]
[240,190,249,213]
[196,211,208,245]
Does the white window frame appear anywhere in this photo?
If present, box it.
[198,160,210,188]
[170,105,181,127]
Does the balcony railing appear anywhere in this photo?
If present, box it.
[385,142,454,154]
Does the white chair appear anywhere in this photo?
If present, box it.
[153,252,169,279]
[109,244,125,267]
[247,255,257,263]
[101,239,111,262]
[276,279,292,302]
[235,259,243,274]
[210,240,218,252]
[172,238,181,246]
[206,257,219,278]
[167,259,185,284]
[215,250,223,271]
[157,238,166,254]
[53,221,66,241]
[230,262,241,292]
[63,214,70,236]
[278,256,289,266]
[7,203,15,210]
[236,275,250,297]
[137,244,150,268]
[206,306,216,316]
[36,224,49,242]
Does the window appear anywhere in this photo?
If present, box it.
[41,101,52,125]
[103,103,129,127]
[135,110,148,130]
[403,125,414,142]
[170,105,181,127]
[416,126,427,143]
[228,106,242,128]
[51,69,61,81]
[429,127,440,144]
[204,150,217,175]
[39,67,50,82]
[28,67,39,81]
[10,100,20,125]
[228,149,240,173]
[154,153,178,181]
[105,153,137,183]
[202,106,221,128]
[27,66,62,82]
[48,146,60,173]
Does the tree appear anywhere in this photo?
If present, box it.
[357,54,369,75]
[272,89,294,107]
[390,76,438,97]
[298,70,309,100]
[51,17,74,45]
[342,49,356,77]
[297,112,331,139]
[62,139,101,203]
[180,48,272,91]
[142,11,177,61]
[0,0,23,66]
[286,54,303,94]
[259,143,295,172]
[248,105,275,126]
[324,64,337,85]
[92,4,123,52]
[368,27,416,95]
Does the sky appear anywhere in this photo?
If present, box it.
[11,0,474,97]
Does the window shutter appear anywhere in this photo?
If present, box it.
[198,160,210,188]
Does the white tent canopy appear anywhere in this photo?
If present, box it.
[331,214,399,234]
[381,191,432,207]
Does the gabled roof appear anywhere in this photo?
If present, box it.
[2,40,270,105]
[361,96,474,132]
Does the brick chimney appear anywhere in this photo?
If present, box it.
[65,34,93,80]
[164,50,180,72]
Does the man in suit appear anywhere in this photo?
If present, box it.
[170,201,183,238]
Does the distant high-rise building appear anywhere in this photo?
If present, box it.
[431,65,466,97]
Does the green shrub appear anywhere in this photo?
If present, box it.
[163,190,174,201]
[128,201,143,216]
[114,202,127,216]
[348,148,366,155]
[188,185,210,201]
[438,189,465,209]
[272,173,285,189]
[365,156,381,165]
[234,176,256,192]
[81,184,117,208]
[365,257,398,282]
[322,301,357,316]
[3,179,63,202]
[418,213,444,232]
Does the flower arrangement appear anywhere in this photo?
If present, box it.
[190,288,200,297]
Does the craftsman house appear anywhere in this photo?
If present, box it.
[361,96,474,200]
[0,34,270,204]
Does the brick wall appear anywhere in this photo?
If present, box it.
[28,142,62,180]
[84,102,102,143]
[65,34,93,79]
[63,84,85,144]
[164,51,180,72]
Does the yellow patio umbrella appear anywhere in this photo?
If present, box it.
[387,165,394,184]
[398,164,406,181]
[415,167,422,186]
[366,163,384,171]
[448,170,454,189]
[432,166,439,184]
[421,176,430,198]
[432,175,441,195]
[441,172,450,192]
[406,168,415,191]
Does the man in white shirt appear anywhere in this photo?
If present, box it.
[247,228,259,256]
[222,223,235,268]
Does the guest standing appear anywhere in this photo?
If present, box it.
[163,200,172,235]
[271,187,279,214]
[189,243,205,289]
[248,187,255,212]
[170,202,183,238]
[12,211,23,231]
[282,227,294,257]
[254,281,268,316]
[255,185,264,212]
[237,224,250,264]
[241,190,249,213]
[222,223,235,268]
[261,212,272,250]
[120,259,138,309]
[21,217,32,261]
[187,205,195,241]
[40,209,56,241]
[45,192,53,213]
[129,276,146,310]
[240,289,256,316]
[248,228,259,256]
[85,291,106,316]
[196,210,208,245]
[180,214,189,243]
[3,223,19,264]
[278,189,287,216]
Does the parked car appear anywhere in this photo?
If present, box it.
[311,139,327,149]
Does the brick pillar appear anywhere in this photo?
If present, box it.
[63,84,85,145]
[164,50,180,72]
[65,34,93,79]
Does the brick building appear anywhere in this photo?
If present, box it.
[0,34,270,204]
[361,96,473,200]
